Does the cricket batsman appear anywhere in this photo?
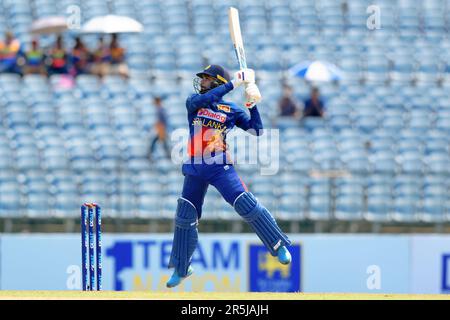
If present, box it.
[167,65,291,288]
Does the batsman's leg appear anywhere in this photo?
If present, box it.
[234,192,291,264]
[167,197,197,288]
[167,174,208,288]
[208,164,291,264]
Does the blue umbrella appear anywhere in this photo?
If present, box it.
[290,60,343,82]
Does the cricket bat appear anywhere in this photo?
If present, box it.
[228,7,247,70]
[229,7,260,107]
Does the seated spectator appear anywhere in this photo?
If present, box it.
[108,33,129,78]
[0,31,22,74]
[91,36,110,78]
[46,35,69,76]
[71,36,90,76]
[278,85,301,118]
[23,39,46,75]
[303,87,325,118]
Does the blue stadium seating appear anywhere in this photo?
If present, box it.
[0,0,449,224]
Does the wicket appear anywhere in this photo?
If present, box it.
[81,203,102,291]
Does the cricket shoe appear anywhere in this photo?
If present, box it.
[277,246,291,265]
[166,266,194,288]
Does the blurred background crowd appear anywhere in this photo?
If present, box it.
[0,31,128,78]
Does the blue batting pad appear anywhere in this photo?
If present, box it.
[234,192,291,255]
[168,197,199,277]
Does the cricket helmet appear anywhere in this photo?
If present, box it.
[194,64,231,94]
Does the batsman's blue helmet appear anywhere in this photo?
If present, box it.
[196,64,231,84]
[194,64,231,94]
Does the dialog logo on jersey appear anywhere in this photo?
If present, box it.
[198,108,227,123]
[248,244,301,292]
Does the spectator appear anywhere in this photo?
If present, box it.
[148,96,171,161]
[303,87,325,118]
[0,31,22,74]
[47,35,68,75]
[91,36,110,78]
[278,85,301,118]
[71,36,90,76]
[108,33,129,78]
[23,39,46,75]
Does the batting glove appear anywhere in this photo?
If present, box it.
[245,83,262,108]
[232,68,255,88]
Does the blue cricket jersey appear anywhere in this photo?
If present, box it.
[185,81,263,161]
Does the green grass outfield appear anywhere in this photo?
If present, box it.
[0,291,448,300]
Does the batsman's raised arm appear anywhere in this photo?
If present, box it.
[235,104,263,136]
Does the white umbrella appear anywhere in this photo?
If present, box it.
[290,60,343,82]
[81,15,143,34]
[30,16,68,35]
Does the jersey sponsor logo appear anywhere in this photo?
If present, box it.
[197,108,227,123]
[217,104,231,113]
